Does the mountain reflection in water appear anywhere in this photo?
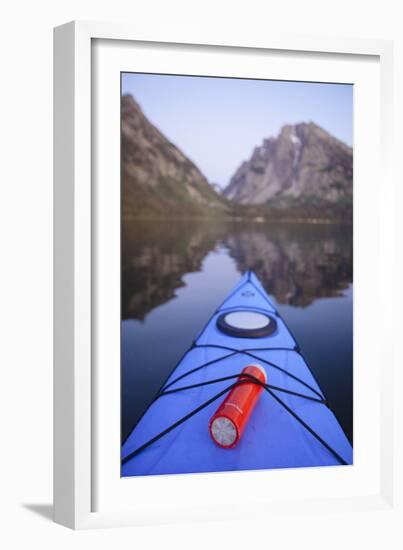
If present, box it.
[122,219,352,319]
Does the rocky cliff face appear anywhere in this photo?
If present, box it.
[224,123,353,208]
[122,94,226,217]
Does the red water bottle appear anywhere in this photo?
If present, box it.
[209,364,267,448]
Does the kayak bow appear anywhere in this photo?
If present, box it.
[122,271,353,476]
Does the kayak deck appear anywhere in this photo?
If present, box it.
[122,271,353,476]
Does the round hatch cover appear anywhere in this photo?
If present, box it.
[217,310,277,338]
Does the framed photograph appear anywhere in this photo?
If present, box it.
[54,21,399,530]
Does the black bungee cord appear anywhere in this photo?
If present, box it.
[122,370,348,467]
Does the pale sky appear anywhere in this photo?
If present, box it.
[122,73,353,189]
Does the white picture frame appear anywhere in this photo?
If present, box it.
[54,20,400,530]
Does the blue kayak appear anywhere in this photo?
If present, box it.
[122,271,353,476]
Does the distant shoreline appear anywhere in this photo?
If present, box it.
[122,215,353,225]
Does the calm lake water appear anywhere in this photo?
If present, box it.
[121,219,353,445]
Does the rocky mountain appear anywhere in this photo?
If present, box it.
[224,123,353,214]
[122,94,226,218]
